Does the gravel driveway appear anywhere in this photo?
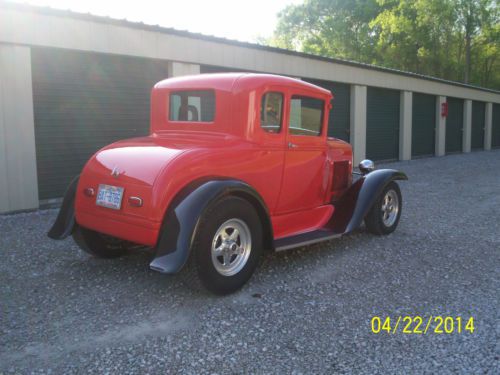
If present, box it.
[1,150,499,374]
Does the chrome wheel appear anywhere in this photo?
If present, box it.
[381,189,399,227]
[211,218,252,277]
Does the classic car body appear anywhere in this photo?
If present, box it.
[49,73,407,294]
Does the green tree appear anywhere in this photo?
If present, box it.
[268,0,500,89]
[268,0,382,63]
[455,0,490,83]
[371,0,498,85]
[471,22,499,87]
[370,0,457,76]
[456,0,499,86]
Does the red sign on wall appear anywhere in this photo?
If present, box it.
[441,102,448,117]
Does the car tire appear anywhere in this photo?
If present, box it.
[185,196,263,295]
[72,226,129,258]
[365,181,402,235]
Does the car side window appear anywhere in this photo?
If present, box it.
[289,95,324,136]
[260,92,283,133]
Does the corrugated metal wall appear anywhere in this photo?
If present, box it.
[412,93,436,157]
[493,103,500,148]
[366,87,400,161]
[445,97,463,154]
[201,65,249,74]
[471,101,485,150]
[32,48,169,200]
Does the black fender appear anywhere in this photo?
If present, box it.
[149,179,273,274]
[47,176,79,240]
[330,169,408,234]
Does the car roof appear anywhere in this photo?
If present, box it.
[154,73,332,97]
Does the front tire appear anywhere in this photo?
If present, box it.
[365,181,402,235]
[72,226,129,258]
[188,196,263,295]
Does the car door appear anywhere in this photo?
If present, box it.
[275,90,329,214]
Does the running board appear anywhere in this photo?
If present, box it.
[274,229,343,252]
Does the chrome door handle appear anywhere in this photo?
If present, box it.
[288,142,298,149]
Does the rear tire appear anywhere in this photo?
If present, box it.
[185,196,263,295]
[72,226,129,258]
[365,181,402,235]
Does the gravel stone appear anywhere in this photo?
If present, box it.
[1,150,499,374]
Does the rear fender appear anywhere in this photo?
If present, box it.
[47,176,79,240]
[150,179,272,274]
[330,169,408,234]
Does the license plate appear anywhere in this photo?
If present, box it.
[96,184,124,210]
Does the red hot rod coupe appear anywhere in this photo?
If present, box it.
[49,73,407,294]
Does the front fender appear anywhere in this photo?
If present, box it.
[330,169,408,234]
[150,179,272,274]
[47,176,79,240]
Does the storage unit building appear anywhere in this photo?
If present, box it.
[1,2,499,213]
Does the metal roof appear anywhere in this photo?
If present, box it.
[1,0,499,94]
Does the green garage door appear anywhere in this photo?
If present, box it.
[412,93,436,157]
[471,101,485,150]
[493,103,500,148]
[304,79,350,141]
[201,65,249,73]
[32,48,169,200]
[366,87,400,161]
[445,97,463,154]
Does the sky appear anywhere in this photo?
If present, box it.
[11,0,303,43]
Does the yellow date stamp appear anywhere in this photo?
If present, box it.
[371,316,475,334]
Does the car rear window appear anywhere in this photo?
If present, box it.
[169,90,215,122]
